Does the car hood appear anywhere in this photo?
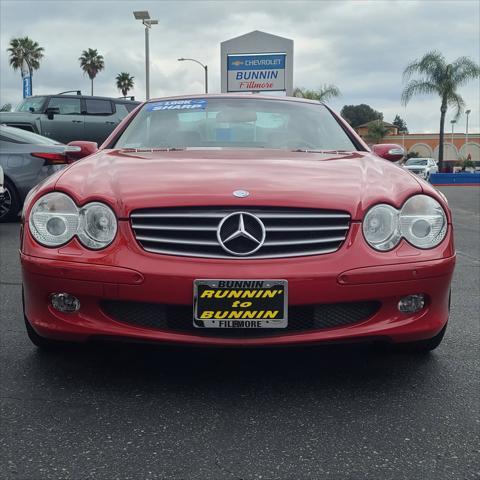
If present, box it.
[54,149,422,220]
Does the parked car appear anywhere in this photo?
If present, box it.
[0,165,5,213]
[0,92,139,144]
[21,95,454,353]
[0,125,81,222]
[403,157,439,180]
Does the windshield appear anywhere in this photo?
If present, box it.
[15,96,47,113]
[406,159,428,166]
[114,98,357,151]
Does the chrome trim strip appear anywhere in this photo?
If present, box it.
[139,245,340,259]
[132,224,217,232]
[135,235,218,246]
[266,225,349,232]
[131,212,225,219]
[257,213,350,219]
[264,235,346,246]
[131,212,350,219]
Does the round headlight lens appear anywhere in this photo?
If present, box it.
[29,192,79,247]
[78,202,117,249]
[363,204,401,251]
[400,195,447,248]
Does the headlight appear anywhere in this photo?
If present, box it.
[399,195,447,249]
[363,204,401,251]
[77,202,117,249]
[29,192,79,247]
[29,193,117,249]
[363,195,447,251]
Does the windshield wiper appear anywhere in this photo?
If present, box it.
[291,148,351,154]
[123,147,186,152]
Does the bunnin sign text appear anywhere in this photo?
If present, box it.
[227,53,286,92]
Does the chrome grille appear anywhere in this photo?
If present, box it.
[130,207,351,259]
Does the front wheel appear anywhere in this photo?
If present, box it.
[23,288,72,350]
[0,178,22,222]
[393,324,447,353]
[24,314,69,350]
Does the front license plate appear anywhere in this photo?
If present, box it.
[194,279,288,328]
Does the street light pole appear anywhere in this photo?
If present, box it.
[450,120,456,143]
[205,65,208,94]
[450,119,456,162]
[465,109,471,150]
[145,25,150,100]
[134,11,158,101]
[178,58,208,93]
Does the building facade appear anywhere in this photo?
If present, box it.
[378,133,480,165]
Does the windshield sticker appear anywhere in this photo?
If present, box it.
[146,99,207,111]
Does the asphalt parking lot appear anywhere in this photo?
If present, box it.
[0,186,478,480]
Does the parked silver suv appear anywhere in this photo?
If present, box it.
[403,157,439,181]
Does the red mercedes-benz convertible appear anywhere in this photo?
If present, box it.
[20,95,455,352]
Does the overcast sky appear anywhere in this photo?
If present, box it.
[0,0,479,133]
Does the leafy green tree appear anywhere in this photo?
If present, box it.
[401,50,479,170]
[458,155,475,171]
[366,120,391,144]
[393,114,408,133]
[406,151,420,160]
[340,104,383,128]
[293,84,341,103]
[7,37,44,88]
[79,48,105,96]
[116,72,135,97]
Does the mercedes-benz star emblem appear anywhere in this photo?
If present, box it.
[217,212,266,256]
[233,190,250,198]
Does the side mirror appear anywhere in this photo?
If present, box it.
[66,141,98,162]
[372,143,405,162]
[45,107,60,120]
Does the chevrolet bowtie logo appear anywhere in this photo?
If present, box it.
[217,212,266,256]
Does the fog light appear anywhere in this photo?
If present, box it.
[398,294,425,313]
[51,293,80,312]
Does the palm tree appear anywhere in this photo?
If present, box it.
[366,120,391,145]
[79,48,105,96]
[7,37,44,88]
[115,72,135,97]
[401,51,479,170]
[293,84,341,103]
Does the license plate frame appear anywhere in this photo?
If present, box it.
[193,279,288,329]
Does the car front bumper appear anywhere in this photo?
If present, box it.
[21,222,456,347]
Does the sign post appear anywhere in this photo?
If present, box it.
[221,31,293,95]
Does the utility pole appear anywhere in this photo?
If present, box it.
[134,11,158,100]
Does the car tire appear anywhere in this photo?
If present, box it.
[22,289,71,350]
[392,324,447,353]
[24,314,68,350]
[0,178,21,223]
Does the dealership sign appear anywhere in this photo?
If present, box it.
[227,53,286,92]
[22,76,32,98]
[221,31,293,95]
[21,59,32,98]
